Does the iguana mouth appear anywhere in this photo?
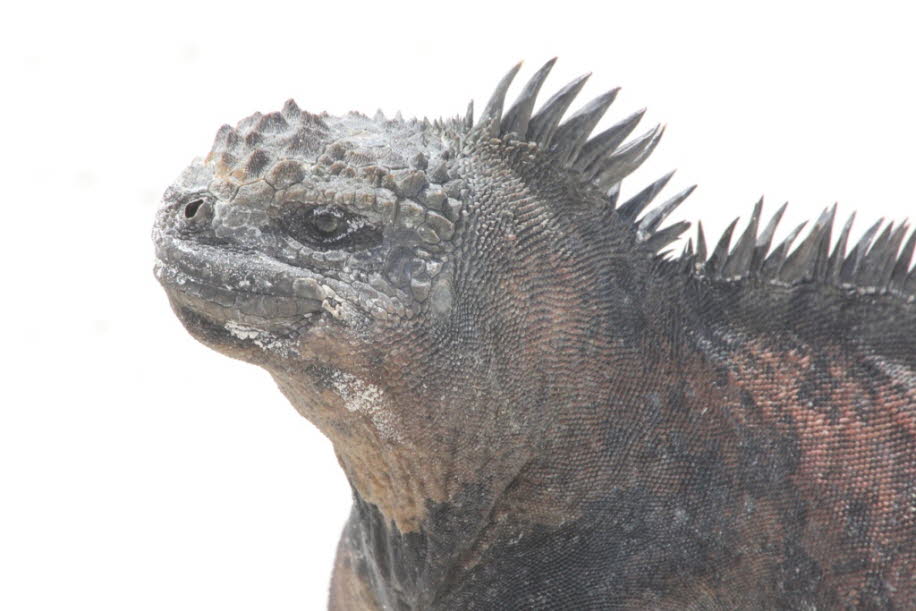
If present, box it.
[153,236,328,332]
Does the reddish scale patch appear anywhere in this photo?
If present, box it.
[729,340,914,605]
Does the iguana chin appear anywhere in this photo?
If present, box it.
[153,59,914,609]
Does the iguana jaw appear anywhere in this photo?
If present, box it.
[152,227,340,358]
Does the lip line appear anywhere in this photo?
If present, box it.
[153,232,333,300]
[159,268,326,339]
[154,257,302,300]
[155,232,301,275]
[154,257,326,320]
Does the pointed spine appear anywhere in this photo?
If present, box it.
[859,223,908,288]
[761,221,808,277]
[856,223,894,284]
[840,218,883,283]
[592,125,664,191]
[879,223,910,287]
[722,198,763,278]
[751,201,787,272]
[476,62,522,135]
[527,73,591,146]
[779,205,836,283]
[827,212,855,283]
[576,109,646,174]
[890,228,916,291]
[617,171,676,221]
[643,221,691,253]
[695,222,708,271]
[500,58,556,139]
[638,185,696,235]
[551,88,620,165]
[463,101,474,131]
[706,218,739,276]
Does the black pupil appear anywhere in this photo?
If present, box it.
[313,211,340,234]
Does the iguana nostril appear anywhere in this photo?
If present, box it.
[184,199,204,219]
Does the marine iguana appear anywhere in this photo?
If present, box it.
[153,60,915,609]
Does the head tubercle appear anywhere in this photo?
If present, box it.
[213,101,462,170]
[184,99,475,249]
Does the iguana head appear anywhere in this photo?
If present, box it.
[153,97,484,474]
[153,60,684,370]
[153,100,462,365]
[152,60,697,530]
[153,60,705,530]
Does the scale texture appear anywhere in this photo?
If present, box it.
[153,60,915,609]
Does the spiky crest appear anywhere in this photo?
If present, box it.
[467,61,915,301]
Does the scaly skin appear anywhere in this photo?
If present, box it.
[153,61,915,609]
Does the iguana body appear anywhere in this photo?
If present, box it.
[153,60,915,609]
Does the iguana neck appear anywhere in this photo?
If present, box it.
[322,267,756,609]
[325,266,858,609]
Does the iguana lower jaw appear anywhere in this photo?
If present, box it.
[153,240,328,355]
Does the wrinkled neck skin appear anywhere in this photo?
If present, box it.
[275,271,685,611]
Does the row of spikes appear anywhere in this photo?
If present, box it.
[471,61,914,296]
[684,201,914,294]
[466,61,694,258]
[615,170,914,294]
[467,59,662,194]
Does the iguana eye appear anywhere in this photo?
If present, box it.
[278,203,383,252]
[312,209,342,235]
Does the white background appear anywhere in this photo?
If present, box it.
[2,1,913,609]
